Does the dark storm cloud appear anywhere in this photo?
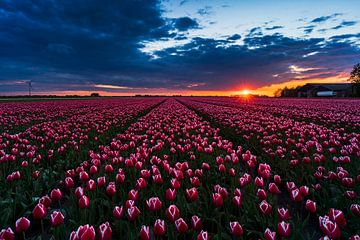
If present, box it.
[331,20,357,30]
[0,1,360,94]
[310,13,342,23]
[173,17,199,31]
[265,26,284,31]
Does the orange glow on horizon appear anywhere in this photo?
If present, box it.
[7,73,349,97]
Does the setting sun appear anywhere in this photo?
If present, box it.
[240,89,250,95]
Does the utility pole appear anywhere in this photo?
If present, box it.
[28,80,32,96]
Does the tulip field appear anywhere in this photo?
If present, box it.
[0,97,359,240]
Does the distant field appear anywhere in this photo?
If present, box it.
[0,97,359,239]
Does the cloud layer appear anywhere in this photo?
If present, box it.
[0,0,359,95]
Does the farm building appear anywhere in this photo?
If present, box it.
[297,83,355,97]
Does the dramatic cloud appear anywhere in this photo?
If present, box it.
[0,0,359,95]
[173,17,199,31]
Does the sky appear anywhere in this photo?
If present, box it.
[1,0,360,96]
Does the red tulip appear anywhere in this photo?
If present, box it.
[75,187,85,199]
[39,195,52,207]
[50,211,64,227]
[136,178,147,190]
[277,221,291,238]
[86,179,97,191]
[33,203,47,219]
[305,200,316,213]
[98,222,112,240]
[268,183,281,194]
[0,227,15,240]
[212,193,223,207]
[197,230,209,240]
[319,216,341,239]
[191,215,202,231]
[175,218,188,233]
[97,176,106,187]
[264,228,276,240]
[185,187,198,202]
[15,217,30,232]
[230,221,243,237]
[329,209,346,227]
[259,200,272,215]
[106,182,117,197]
[277,208,290,221]
[127,206,140,221]
[290,189,302,202]
[232,195,242,208]
[350,204,360,217]
[65,177,74,188]
[255,177,264,187]
[146,197,162,211]
[128,189,139,201]
[113,206,124,219]
[75,224,96,240]
[257,189,267,200]
[166,205,180,222]
[153,219,166,236]
[50,188,62,201]
[140,225,150,240]
[79,195,90,209]
[166,188,176,201]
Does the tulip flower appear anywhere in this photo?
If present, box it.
[33,203,47,219]
[259,200,272,215]
[166,205,180,222]
[50,188,62,201]
[166,188,176,201]
[319,216,341,239]
[127,206,141,221]
[175,218,188,234]
[191,215,202,231]
[305,200,316,213]
[212,193,223,208]
[350,204,360,217]
[98,222,112,240]
[113,206,124,219]
[185,187,199,202]
[329,209,346,226]
[264,228,276,240]
[230,221,243,237]
[15,217,30,233]
[277,208,290,221]
[106,182,117,197]
[0,227,15,240]
[140,225,151,240]
[79,195,90,209]
[146,197,162,211]
[153,219,166,236]
[197,230,209,240]
[277,221,291,238]
[75,224,96,240]
[50,211,64,227]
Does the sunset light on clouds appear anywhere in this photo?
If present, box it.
[0,0,359,96]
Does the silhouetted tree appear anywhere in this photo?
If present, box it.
[349,63,360,97]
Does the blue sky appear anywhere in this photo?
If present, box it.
[0,0,359,95]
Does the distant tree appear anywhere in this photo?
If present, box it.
[90,92,100,97]
[274,88,282,97]
[349,63,360,97]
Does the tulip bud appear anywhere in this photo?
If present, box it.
[0,227,15,240]
[277,221,291,238]
[140,225,150,240]
[230,221,243,237]
[79,195,90,209]
[98,222,112,240]
[175,218,188,234]
[15,217,30,232]
[153,219,166,236]
[33,203,47,219]
[50,211,64,227]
